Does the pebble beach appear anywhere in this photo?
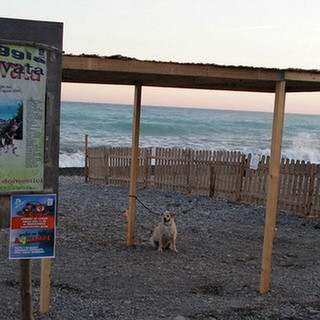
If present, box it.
[0,173,320,319]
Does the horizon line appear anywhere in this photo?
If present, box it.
[61,99,320,116]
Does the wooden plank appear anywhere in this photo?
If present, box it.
[143,148,148,188]
[301,162,309,215]
[105,148,110,184]
[288,160,297,212]
[162,148,166,191]
[242,155,250,202]
[258,155,267,206]
[228,151,233,198]
[159,147,163,190]
[296,161,304,212]
[221,152,226,196]
[98,147,104,183]
[236,154,246,201]
[284,70,320,83]
[262,156,270,205]
[84,134,88,182]
[187,149,193,194]
[255,160,261,204]
[260,80,286,294]
[62,55,283,82]
[306,164,316,216]
[173,148,177,192]
[230,152,237,200]
[154,148,158,189]
[193,150,198,194]
[20,259,33,320]
[209,165,216,197]
[40,259,52,313]
[280,158,289,211]
[314,175,320,217]
[156,147,161,190]
[250,162,258,203]
[0,196,10,228]
[163,148,167,191]
[216,151,222,197]
[127,84,142,246]
[240,154,250,202]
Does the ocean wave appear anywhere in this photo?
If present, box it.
[283,132,320,163]
[59,102,320,166]
[59,151,85,168]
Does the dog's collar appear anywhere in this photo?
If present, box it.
[163,220,173,226]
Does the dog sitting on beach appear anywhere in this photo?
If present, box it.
[150,211,178,253]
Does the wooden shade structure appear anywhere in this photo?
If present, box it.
[62,55,320,293]
[63,55,320,92]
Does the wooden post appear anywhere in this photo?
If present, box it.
[105,151,110,185]
[20,259,33,320]
[260,81,286,293]
[236,155,246,202]
[144,148,150,189]
[40,259,52,313]
[209,165,216,197]
[306,165,316,216]
[85,134,88,182]
[127,84,142,246]
[187,149,194,194]
[0,196,10,228]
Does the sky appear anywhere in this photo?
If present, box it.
[2,0,320,114]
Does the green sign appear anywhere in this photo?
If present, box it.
[0,43,47,192]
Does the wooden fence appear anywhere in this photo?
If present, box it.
[86,146,320,217]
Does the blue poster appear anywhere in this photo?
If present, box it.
[9,194,56,259]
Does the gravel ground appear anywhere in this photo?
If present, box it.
[1,174,320,320]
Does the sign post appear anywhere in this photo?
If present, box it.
[20,259,33,320]
[0,18,63,318]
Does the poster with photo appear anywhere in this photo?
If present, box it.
[0,43,46,192]
[9,194,56,259]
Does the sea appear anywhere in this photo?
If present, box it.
[60,101,320,167]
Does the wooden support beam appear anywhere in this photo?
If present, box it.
[40,259,52,313]
[62,56,282,82]
[260,81,286,293]
[62,55,320,92]
[127,84,142,246]
[20,259,33,320]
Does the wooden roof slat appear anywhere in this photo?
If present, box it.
[284,71,320,83]
[62,55,320,93]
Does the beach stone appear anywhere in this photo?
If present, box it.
[174,316,189,320]
[0,175,319,320]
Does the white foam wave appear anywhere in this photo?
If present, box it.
[59,151,85,168]
[283,132,320,163]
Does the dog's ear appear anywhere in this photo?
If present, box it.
[170,212,176,218]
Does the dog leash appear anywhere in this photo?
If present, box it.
[128,194,160,215]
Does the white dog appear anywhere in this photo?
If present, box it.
[150,211,178,253]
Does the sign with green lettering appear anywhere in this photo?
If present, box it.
[0,44,46,192]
